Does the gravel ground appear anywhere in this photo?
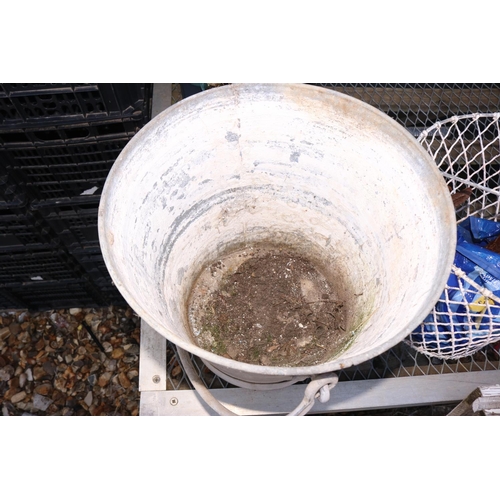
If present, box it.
[1,306,140,416]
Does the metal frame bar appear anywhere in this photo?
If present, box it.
[139,316,500,415]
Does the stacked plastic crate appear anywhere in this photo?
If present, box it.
[0,83,153,310]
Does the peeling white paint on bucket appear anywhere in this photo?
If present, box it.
[98,83,456,386]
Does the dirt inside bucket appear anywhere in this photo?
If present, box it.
[187,245,353,367]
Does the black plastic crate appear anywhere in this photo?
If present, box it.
[0,246,92,284]
[0,118,139,148]
[65,244,125,304]
[1,136,130,202]
[32,199,130,290]
[0,279,104,310]
[71,248,114,283]
[0,83,152,128]
[0,288,28,310]
[68,250,126,306]
[31,196,100,249]
[96,286,127,306]
[88,275,127,306]
[0,170,26,208]
[0,245,126,309]
[0,207,54,252]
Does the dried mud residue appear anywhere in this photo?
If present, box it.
[188,246,353,367]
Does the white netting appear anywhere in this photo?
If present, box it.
[407,113,500,359]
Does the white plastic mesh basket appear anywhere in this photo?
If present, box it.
[407,113,500,359]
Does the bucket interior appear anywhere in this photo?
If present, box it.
[98,84,456,375]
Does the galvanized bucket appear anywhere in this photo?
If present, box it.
[98,83,456,413]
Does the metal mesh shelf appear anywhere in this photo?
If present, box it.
[165,339,500,391]
[311,83,500,135]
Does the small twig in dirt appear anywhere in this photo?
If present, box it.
[82,321,107,354]
[312,343,326,349]
[313,319,330,328]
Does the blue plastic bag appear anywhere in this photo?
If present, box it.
[410,216,500,354]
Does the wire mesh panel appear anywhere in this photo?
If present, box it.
[408,113,500,359]
[312,84,500,134]
[166,341,233,391]
[166,339,500,390]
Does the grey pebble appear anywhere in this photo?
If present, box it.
[32,393,53,411]
[0,365,14,381]
[84,391,93,407]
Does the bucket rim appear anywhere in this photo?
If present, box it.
[98,82,457,377]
